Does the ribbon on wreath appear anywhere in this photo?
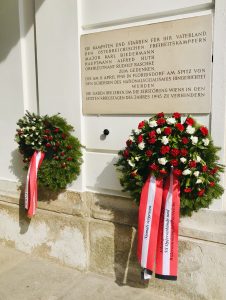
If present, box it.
[137,171,180,280]
[25,151,45,218]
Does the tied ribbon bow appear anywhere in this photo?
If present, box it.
[137,171,180,280]
[25,151,45,218]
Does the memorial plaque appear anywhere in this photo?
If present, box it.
[81,15,212,114]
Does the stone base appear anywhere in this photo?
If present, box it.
[0,184,226,300]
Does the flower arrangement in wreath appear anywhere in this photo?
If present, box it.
[15,112,83,217]
[115,112,224,281]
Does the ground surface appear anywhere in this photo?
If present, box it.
[0,244,171,300]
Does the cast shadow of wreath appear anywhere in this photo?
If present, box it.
[10,149,61,234]
[95,157,148,289]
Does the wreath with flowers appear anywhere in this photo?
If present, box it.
[15,112,83,190]
[116,112,224,216]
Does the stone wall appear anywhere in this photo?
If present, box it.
[0,184,226,300]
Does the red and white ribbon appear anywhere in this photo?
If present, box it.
[25,151,45,218]
[137,171,180,281]
[137,175,163,279]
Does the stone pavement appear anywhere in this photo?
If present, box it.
[0,244,170,300]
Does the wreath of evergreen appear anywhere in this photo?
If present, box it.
[15,112,83,190]
[115,112,224,216]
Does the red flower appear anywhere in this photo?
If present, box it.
[160,169,167,175]
[148,138,156,144]
[61,151,65,156]
[180,148,188,156]
[149,163,159,171]
[173,169,182,176]
[209,181,215,187]
[131,171,138,178]
[44,129,51,134]
[157,118,166,125]
[175,123,184,132]
[210,167,218,175]
[200,126,208,136]
[67,145,72,150]
[53,156,59,160]
[137,135,143,144]
[198,189,205,197]
[160,146,170,155]
[48,136,53,141]
[54,128,59,133]
[189,160,197,168]
[171,148,180,157]
[67,157,72,161]
[185,117,195,126]
[157,112,164,118]
[123,149,129,158]
[126,140,133,147]
[164,127,172,135]
[182,137,189,144]
[55,142,60,147]
[46,143,51,147]
[202,165,208,172]
[173,112,181,119]
[148,130,156,138]
[138,121,146,129]
[170,159,178,167]
[145,150,153,157]
[184,187,192,193]
[62,133,67,139]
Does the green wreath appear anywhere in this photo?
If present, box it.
[15,112,83,190]
[115,112,224,216]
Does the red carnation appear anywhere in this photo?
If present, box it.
[149,163,159,171]
[171,148,180,157]
[145,150,153,157]
[138,121,146,129]
[54,128,59,133]
[175,123,184,132]
[44,129,51,134]
[210,167,219,175]
[148,130,156,138]
[170,159,178,167]
[157,118,166,125]
[160,169,167,175]
[137,135,143,144]
[48,136,53,141]
[202,165,208,172]
[198,189,205,197]
[180,148,188,156]
[123,149,129,158]
[148,138,156,144]
[67,157,72,161]
[182,137,189,145]
[200,126,208,136]
[173,169,182,176]
[164,127,172,136]
[173,112,181,119]
[46,143,51,147]
[184,187,192,193]
[160,145,170,155]
[189,160,197,168]
[126,140,133,147]
[185,117,195,126]
[209,181,215,187]
[157,112,164,118]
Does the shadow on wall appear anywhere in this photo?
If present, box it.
[0,0,45,63]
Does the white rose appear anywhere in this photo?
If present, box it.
[196,178,203,184]
[158,157,167,165]
[135,129,141,134]
[128,160,135,168]
[186,125,195,135]
[182,169,191,175]
[180,157,187,163]
[193,171,200,177]
[138,142,145,150]
[156,128,161,134]
[31,126,36,131]
[191,136,198,145]
[128,135,135,142]
[166,117,176,125]
[135,156,140,161]
[149,120,157,128]
[161,136,169,145]
[202,138,209,146]
[196,156,201,163]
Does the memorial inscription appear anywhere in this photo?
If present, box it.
[81,15,212,114]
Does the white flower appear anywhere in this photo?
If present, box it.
[128,135,135,142]
[202,138,209,146]
[36,132,39,135]
[26,127,30,130]
[186,125,195,135]
[191,136,198,145]
[135,156,140,161]
[31,126,36,131]
[196,178,203,184]
[31,142,34,145]
[128,160,135,168]
[161,136,169,145]
[138,142,145,150]
[166,117,176,125]
[158,157,167,165]
[135,129,141,134]
[193,171,200,177]
[149,120,157,128]
[180,157,187,163]
[182,169,191,175]
[156,128,161,134]
[195,156,201,163]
